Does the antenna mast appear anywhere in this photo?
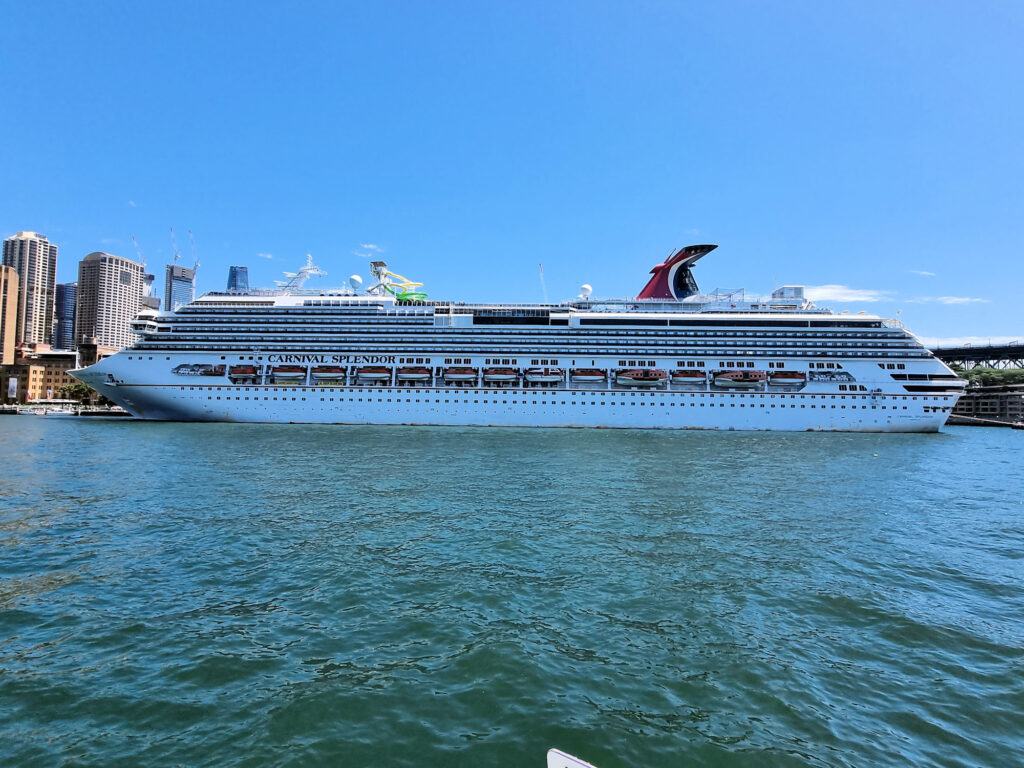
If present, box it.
[539,263,548,303]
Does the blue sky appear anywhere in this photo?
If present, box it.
[3,1,1021,346]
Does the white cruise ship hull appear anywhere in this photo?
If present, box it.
[73,362,954,433]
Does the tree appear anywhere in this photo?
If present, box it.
[58,382,97,403]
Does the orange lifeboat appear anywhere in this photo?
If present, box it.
[311,365,346,382]
[443,367,478,384]
[483,367,519,384]
[713,369,766,389]
[355,366,391,383]
[570,368,606,382]
[615,369,668,387]
[670,369,707,384]
[396,366,431,382]
[768,371,807,386]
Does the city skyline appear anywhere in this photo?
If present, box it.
[2,2,1021,348]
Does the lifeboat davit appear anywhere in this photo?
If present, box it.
[670,370,707,384]
[356,366,391,382]
[769,371,807,386]
[713,369,766,389]
[271,365,306,381]
[483,367,519,383]
[525,367,563,384]
[443,367,478,383]
[616,369,668,387]
[570,368,606,382]
[396,366,431,382]
[311,365,346,381]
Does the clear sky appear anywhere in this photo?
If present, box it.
[3,1,1021,346]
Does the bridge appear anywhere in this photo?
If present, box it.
[931,341,1024,370]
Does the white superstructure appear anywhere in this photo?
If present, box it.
[71,245,965,431]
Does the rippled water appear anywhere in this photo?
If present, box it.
[1,417,1022,767]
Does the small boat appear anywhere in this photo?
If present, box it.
[396,366,432,382]
[670,370,706,384]
[713,369,766,389]
[271,365,306,381]
[311,365,346,382]
[616,368,667,387]
[443,367,478,383]
[355,366,391,382]
[768,371,806,386]
[524,367,563,384]
[173,363,225,376]
[570,368,606,382]
[229,364,259,377]
[482,367,519,383]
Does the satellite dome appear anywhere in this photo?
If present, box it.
[349,274,363,289]
[579,283,593,299]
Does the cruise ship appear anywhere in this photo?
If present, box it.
[71,245,965,431]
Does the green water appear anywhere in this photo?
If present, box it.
[1,418,1022,766]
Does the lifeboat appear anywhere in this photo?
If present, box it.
[396,366,432,382]
[713,369,766,389]
[483,367,519,384]
[229,364,258,377]
[570,368,606,382]
[311,365,346,382]
[616,368,668,387]
[524,367,563,384]
[271,365,306,383]
[670,369,707,384]
[443,367,478,383]
[769,371,807,386]
[200,364,227,376]
[356,366,391,383]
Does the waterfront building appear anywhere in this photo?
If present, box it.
[952,385,1024,424]
[75,252,146,350]
[0,265,18,366]
[1,231,58,348]
[5,344,78,403]
[164,265,195,311]
[54,282,77,349]
[226,266,249,293]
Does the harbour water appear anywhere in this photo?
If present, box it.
[1,418,1021,767]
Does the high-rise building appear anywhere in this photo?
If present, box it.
[141,272,160,310]
[54,282,77,349]
[0,265,19,366]
[75,252,146,350]
[1,231,58,347]
[164,264,195,311]
[227,265,249,293]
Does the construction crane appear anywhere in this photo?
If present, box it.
[170,227,181,264]
[188,230,199,275]
[131,235,145,268]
